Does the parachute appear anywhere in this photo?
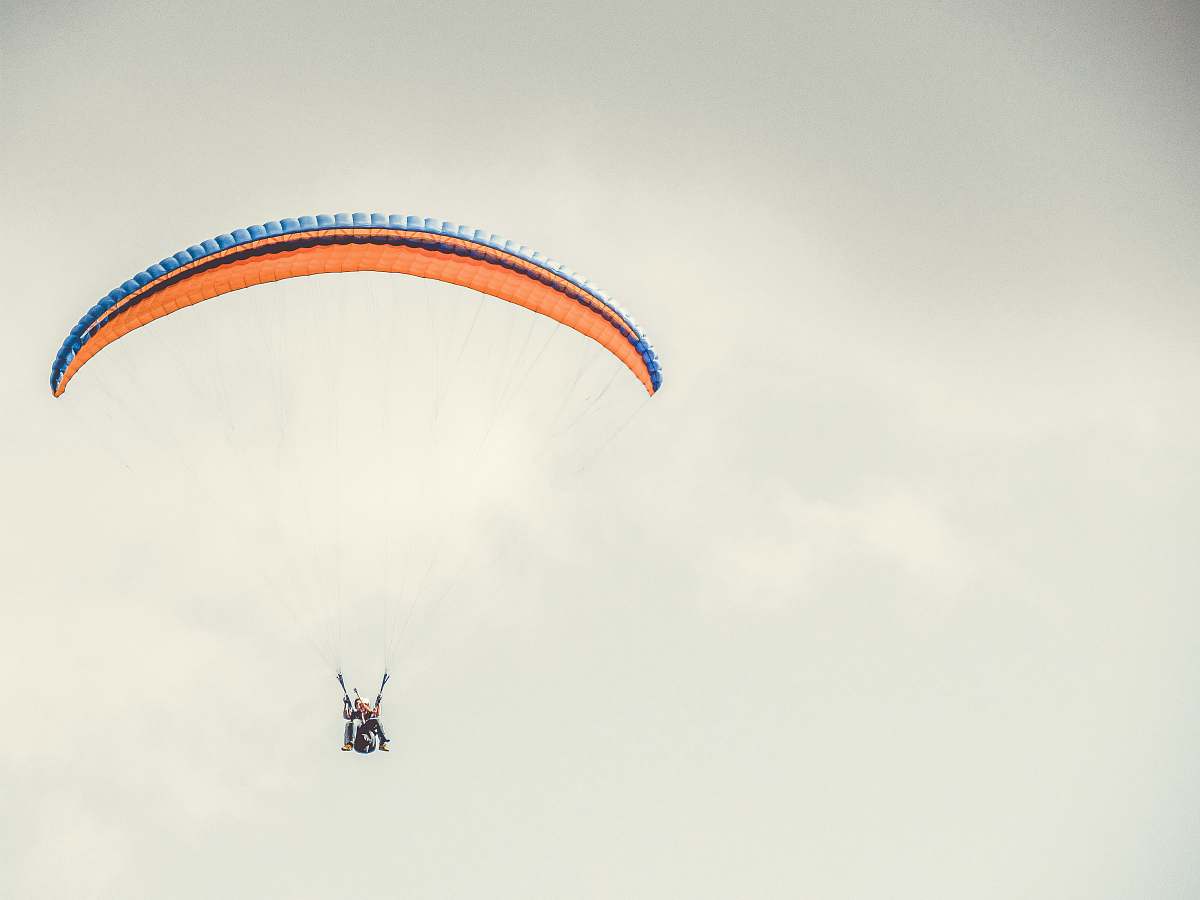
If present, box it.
[49,212,663,675]
[50,212,662,397]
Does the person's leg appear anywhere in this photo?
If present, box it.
[343,720,354,748]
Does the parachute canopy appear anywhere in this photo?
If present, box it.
[50,212,663,396]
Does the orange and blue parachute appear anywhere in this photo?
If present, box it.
[50,212,662,396]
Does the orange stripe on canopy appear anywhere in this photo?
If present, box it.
[53,228,655,396]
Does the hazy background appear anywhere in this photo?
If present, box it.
[3,1,1199,897]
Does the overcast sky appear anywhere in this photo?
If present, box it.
[3,1,1200,898]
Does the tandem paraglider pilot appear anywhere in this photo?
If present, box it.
[339,673,391,754]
